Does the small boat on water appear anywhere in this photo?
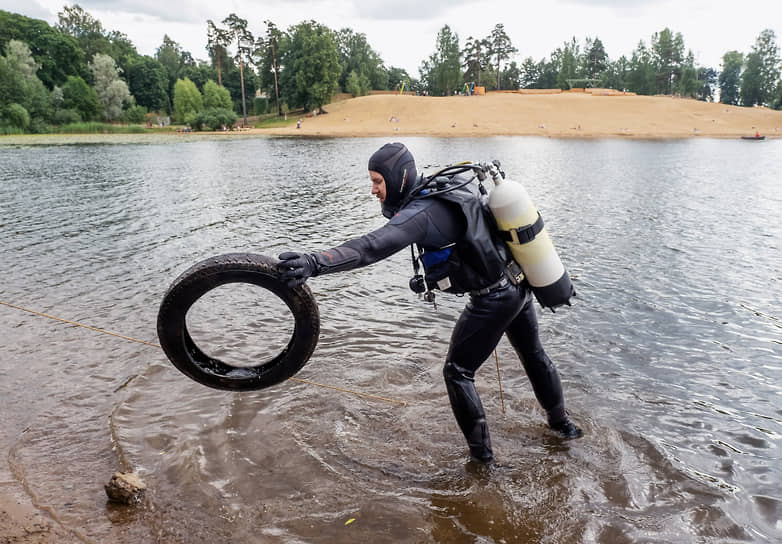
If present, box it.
[742,132,766,140]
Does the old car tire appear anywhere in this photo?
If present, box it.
[157,253,319,391]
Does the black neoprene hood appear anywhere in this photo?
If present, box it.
[368,142,417,218]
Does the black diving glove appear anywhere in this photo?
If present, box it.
[278,251,319,288]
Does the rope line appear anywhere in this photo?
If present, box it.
[1,300,408,406]
[1,300,162,348]
[493,349,506,414]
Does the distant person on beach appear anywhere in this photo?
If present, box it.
[278,142,581,464]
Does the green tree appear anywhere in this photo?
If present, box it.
[126,55,168,111]
[677,51,698,97]
[0,10,87,88]
[156,35,195,112]
[554,37,580,89]
[124,104,146,123]
[206,20,231,86]
[4,39,39,80]
[221,60,257,113]
[255,20,285,116]
[192,107,237,131]
[1,102,30,130]
[772,80,782,110]
[628,40,656,94]
[223,13,254,125]
[500,61,522,90]
[719,51,742,105]
[651,28,685,94]
[345,70,362,97]
[56,4,108,62]
[1,40,52,126]
[519,57,541,88]
[0,53,25,128]
[172,77,202,122]
[582,37,608,80]
[90,53,131,120]
[279,20,341,111]
[56,5,139,77]
[746,29,780,106]
[601,56,631,91]
[180,61,215,92]
[532,58,559,89]
[488,24,517,90]
[386,66,412,91]
[696,66,717,101]
[103,30,138,76]
[462,36,490,86]
[419,25,461,96]
[740,52,763,106]
[203,79,232,109]
[335,28,385,94]
[61,75,101,120]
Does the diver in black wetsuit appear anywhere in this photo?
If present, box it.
[278,142,581,463]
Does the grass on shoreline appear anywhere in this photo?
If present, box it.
[2,110,301,135]
[53,122,149,134]
[251,108,304,129]
[254,117,298,129]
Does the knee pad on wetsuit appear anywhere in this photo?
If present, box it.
[443,360,471,381]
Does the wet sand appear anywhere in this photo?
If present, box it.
[0,491,77,543]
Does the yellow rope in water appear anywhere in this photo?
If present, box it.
[0,300,408,406]
[494,349,506,414]
[0,300,162,348]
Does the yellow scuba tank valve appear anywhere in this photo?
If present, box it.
[483,162,576,310]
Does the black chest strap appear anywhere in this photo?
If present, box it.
[499,212,544,245]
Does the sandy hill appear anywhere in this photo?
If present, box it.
[261,92,782,139]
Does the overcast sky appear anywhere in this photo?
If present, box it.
[3,0,781,76]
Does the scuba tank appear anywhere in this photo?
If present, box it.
[482,161,576,310]
[404,161,575,310]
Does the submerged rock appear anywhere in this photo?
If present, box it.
[104,472,146,504]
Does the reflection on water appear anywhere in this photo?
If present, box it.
[1,136,781,542]
[187,283,295,368]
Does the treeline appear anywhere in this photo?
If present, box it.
[1,5,781,135]
[0,6,414,134]
[429,23,781,108]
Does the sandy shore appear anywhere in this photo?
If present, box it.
[259,92,782,139]
[0,490,77,543]
[2,93,781,146]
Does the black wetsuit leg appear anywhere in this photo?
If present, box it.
[504,286,567,426]
[444,283,524,461]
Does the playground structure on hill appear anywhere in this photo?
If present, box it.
[462,82,486,95]
[565,78,602,89]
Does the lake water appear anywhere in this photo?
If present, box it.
[1,135,781,543]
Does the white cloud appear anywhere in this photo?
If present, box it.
[351,0,471,20]
[2,0,781,76]
[67,0,212,24]
[0,0,52,20]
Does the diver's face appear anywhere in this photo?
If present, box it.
[369,170,386,203]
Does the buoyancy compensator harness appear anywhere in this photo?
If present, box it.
[404,161,576,311]
[404,164,509,310]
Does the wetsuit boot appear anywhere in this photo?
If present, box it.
[550,418,583,438]
[443,361,494,463]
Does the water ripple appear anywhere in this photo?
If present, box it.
[1,136,781,542]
